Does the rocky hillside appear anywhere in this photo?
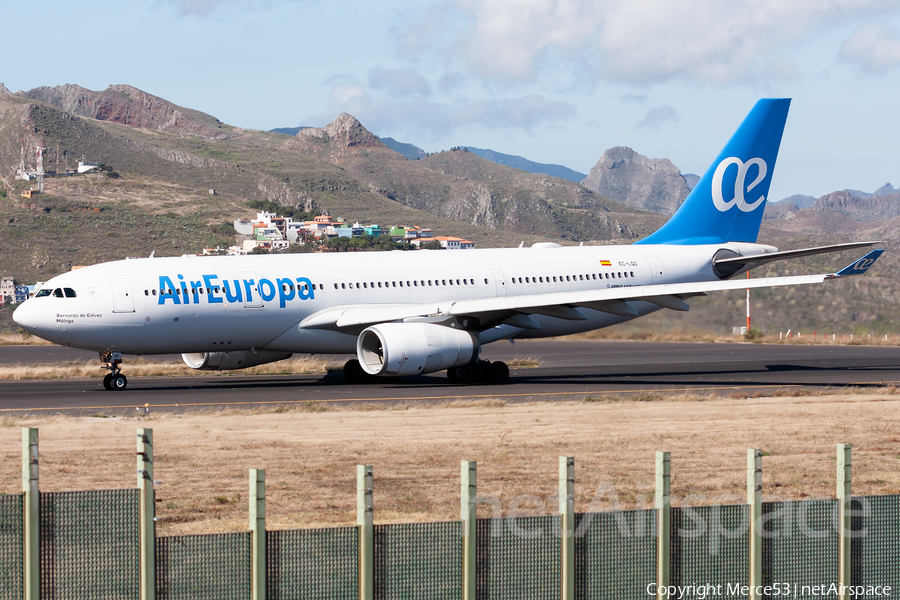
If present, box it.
[20,84,229,139]
[581,146,691,215]
[806,190,900,221]
[0,86,646,288]
[286,113,637,240]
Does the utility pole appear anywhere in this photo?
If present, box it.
[746,271,751,333]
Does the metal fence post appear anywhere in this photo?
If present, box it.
[358,464,374,600]
[747,449,762,600]
[656,451,671,600]
[22,428,39,600]
[559,456,575,600]
[250,468,266,600]
[837,444,852,600]
[137,428,155,600]
[461,460,477,600]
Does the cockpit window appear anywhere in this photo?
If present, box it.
[53,288,64,298]
[64,288,76,298]
[35,289,51,298]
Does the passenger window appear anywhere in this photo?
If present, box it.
[631,271,635,277]
[144,290,149,296]
[152,289,157,296]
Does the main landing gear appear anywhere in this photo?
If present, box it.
[341,358,510,384]
[447,360,509,385]
[100,351,128,391]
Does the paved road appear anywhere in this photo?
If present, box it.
[1,340,899,415]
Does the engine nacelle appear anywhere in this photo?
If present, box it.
[357,323,479,377]
[181,350,292,371]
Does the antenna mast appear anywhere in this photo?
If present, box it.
[36,142,44,193]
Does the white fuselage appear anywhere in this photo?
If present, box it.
[13,242,770,356]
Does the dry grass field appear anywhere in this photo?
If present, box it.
[2,391,900,537]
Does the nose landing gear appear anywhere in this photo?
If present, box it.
[100,351,128,391]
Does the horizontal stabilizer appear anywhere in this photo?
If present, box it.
[834,249,884,277]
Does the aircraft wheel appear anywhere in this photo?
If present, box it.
[112,374,128,391]
[103,373,113,391]
[457,363,478,384]
[343,359,366,383]
[447,367,459,382]
[488,361,510,384]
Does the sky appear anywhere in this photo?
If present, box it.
[3,0,900,200]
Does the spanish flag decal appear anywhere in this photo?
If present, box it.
[599,260,612,266]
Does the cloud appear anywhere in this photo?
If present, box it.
[368,67,433,97]
[158,0,309,17]
[439,72,466,91]
[840,23,900,72]
[316,78,575,139]
[636,105,678,129]
[426,0,900,84]
[159,0,227,16]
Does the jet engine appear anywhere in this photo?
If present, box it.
[357,323,479,377]
[182,350,293,371]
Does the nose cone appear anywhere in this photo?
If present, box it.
[13,300,39,333]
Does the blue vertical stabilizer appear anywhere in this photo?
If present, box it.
[637,99,791,245]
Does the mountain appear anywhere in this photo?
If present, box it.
[373,137,587,181]
[464,147,587,183]
[21,84,229,139]
[0,87,642,288]
[270,126,311,136]
[774,194,817,209]
[843,183,897,199]
[682,173,700,190]
[288,114,637,240]
[379,137,427,160]
[807,190,900,221]
[580,146,691,215]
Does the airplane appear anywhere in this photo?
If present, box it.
[13,98,884,391]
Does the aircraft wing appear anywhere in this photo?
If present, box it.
[300,249,884,331]
[714,241,881,269]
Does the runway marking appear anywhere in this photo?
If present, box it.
[4,378,900,414]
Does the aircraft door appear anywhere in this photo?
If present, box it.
[109,275,135,313]
[239,271,263,308]
[647,256,666,285]
[491,267,508,297]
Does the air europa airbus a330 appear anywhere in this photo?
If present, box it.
[13,99,883,391]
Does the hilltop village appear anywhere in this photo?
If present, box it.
[222,210,475,255]
[0,208,475,305]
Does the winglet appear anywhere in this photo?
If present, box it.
[832,249,884,278]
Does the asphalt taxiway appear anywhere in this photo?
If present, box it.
[1,340,899,415]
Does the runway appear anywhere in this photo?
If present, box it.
[1,340,899,415]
